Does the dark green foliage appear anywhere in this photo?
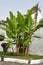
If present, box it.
[33,35,41,38]
[34,18,43,31]
[0,35,5,41]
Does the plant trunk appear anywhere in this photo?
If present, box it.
[25,46,29,56]
[16,44,19,55]
[23,47,25,55]
[11,46,15,55]
[25,47,27,55]
[3,48,7,52]
[27,45,30,55]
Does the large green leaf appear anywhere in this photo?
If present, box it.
[0,26,14,38]
[17,11,24,26]
[9,11,18,30]
[23,38,31,48]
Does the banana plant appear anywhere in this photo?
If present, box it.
[17,10,35,55]
[0,10,36,55]
[17,11,25,54]
[0,3,41,55]
[23,10,35,55]
[0,11,19,54]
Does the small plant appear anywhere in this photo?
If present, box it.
[1,43,8,52]
[0,35,5,41]
[1,40,12,52]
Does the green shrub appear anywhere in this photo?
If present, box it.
[0,35,5,41]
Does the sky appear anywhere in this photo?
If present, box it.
[0,0,43,20]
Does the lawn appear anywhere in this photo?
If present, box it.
[0,52,43,60]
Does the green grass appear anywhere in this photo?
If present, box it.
[0,52,43,60]
[8,55,43,60]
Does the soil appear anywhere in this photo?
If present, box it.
[0,61,43,65]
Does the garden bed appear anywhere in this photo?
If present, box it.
[0,52,43,60]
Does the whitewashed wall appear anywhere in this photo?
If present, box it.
[30,27,43,56]
[0,41,3,51]
[0,29,8,51]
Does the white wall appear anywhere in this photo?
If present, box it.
[32,11,42,24]
[30,27,43,56]
[0,41,3,51]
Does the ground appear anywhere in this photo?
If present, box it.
[0,61,43,65]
